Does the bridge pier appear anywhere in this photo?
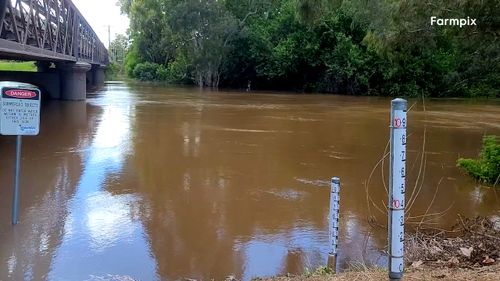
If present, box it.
[0,69,61,99]
[59,62,92,101]
[93,65,106,89]
[86,65,106,92]
[35,61,53,72]
[0,61,106,101]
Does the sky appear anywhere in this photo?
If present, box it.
[72,0,130,47]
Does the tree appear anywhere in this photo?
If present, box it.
[117,0,499,97]
[109,34,129,63]
[168,0,239,87]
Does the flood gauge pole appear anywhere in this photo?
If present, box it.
[388,98,407,280]
[328,177,341,272]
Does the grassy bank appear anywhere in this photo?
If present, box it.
[0,61,37,72]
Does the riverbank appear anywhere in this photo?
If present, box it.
[260,263,500,281]
[260,216,500,281]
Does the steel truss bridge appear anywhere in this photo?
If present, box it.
[0,0,108,65]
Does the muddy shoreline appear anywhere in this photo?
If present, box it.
[258,215,500,281]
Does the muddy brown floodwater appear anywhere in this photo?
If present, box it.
[0,82,499,281]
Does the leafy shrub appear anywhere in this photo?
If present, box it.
[105,62,122,80]
[156,66,169,81]
[457,136,500,185]
[132,62,165,81]
[124,46,141,77]
[166,54,192,83]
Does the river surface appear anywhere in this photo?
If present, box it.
[0,82,499,281]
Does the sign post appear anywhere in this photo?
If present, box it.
[388,98,407,280]
[12,135,22,225]
[0,82,41,225]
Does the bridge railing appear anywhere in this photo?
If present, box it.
[0,0,108,65]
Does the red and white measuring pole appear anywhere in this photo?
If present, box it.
[388,98,407,280]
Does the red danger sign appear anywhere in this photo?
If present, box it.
[5,90,36,99]
[4,89,38,99]
[0,84,41,136]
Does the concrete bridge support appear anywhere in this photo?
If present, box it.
[86,69,95,92]
[93,65,106,89]
[59,62,92,101]
[86,65,106,92]
[0,70,61,99]
[0,61,105,101]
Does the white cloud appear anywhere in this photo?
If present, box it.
[72,0,130,47]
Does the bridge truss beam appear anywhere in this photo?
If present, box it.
[0,0,108,65]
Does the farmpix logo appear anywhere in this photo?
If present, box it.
[430,16,477,28]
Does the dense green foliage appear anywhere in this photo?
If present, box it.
[457,136,500,186]
[119,0,499,97]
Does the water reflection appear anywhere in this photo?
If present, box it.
[0,102,99,280]
[236,228,326,280]
[48,84,157,281]
[127,88,499,280]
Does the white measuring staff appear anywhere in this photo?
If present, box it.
[328,177,341,271]
[388,98,407,280]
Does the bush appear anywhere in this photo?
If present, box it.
[132,62,166,81]
[166,54,191,83]
[105,62,122,80]
[457,136,500,185]
[124,46,141,77]
[156,66,169,81]
[130,59,190,82]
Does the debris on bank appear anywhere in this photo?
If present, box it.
[406,215,500,269]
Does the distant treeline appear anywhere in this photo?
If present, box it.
[117,0,499,97]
